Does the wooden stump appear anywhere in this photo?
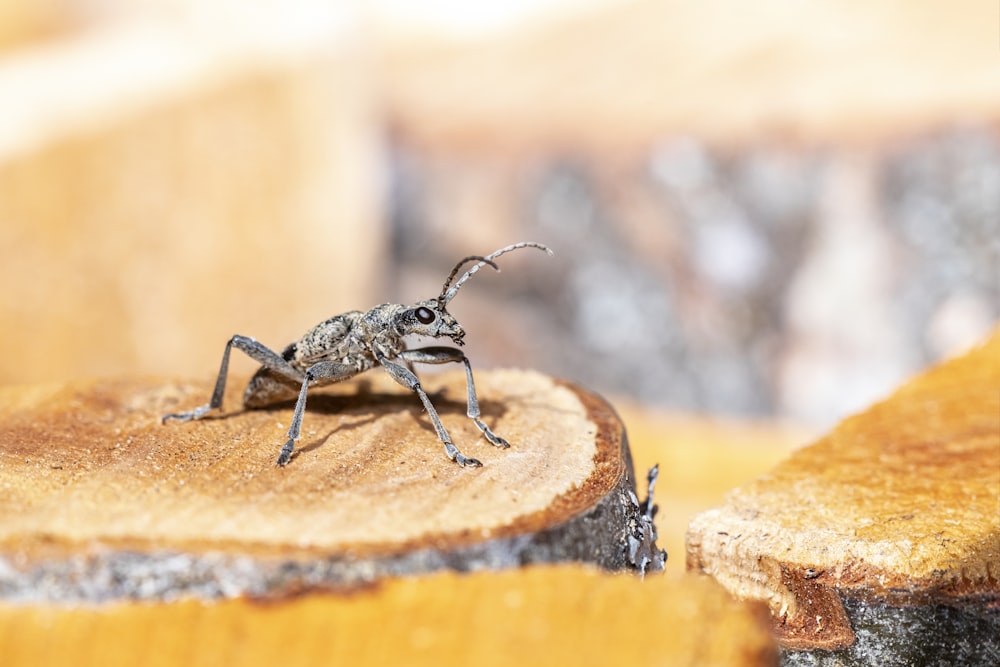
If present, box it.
[686,330,1000,664]
[0,369,662,602]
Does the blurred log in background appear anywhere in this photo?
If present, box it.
[1,0,998,434]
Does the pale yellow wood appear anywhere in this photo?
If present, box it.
[0,566,777,667]
[0,1,75,50]
[0,10,382,386]
[621,406,812,575]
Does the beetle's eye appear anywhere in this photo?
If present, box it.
[415,307,435,324]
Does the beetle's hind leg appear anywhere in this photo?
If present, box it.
[277,360,358,466]
[163,335,304,423]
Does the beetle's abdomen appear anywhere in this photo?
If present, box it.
[243,367,300,408]
[294,311,365,367]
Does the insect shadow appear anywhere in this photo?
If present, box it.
[257,382,512,463]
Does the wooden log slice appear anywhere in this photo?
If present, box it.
[0,368,662,602]
[686,330,1000,664]
[0,566,776,667]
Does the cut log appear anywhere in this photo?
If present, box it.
[0,368,662,602]
[0,12,383,386]
[686,329,1000,664]
[0,566,776,667]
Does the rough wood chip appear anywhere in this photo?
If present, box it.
[687,330,1000,656]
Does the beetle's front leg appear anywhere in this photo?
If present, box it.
[163,335,304,423]
[377,353,483,467]
[397,346,509,450]
[277,360,358,466]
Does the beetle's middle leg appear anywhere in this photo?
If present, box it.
[398,346,509,449]
[163,335,304,423]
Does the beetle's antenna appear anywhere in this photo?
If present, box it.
[440,242,553,305]
[438,255,496,305]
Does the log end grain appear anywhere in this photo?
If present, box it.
[0,369,662,601]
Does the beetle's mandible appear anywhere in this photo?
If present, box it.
[162,241,553,468]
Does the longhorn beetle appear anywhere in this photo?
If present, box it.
[163,242,553,468]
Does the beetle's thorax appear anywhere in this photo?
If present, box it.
[351,303,402,358]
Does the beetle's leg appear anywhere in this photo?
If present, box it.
[163,335,304,423]
[278,360,358,466]
[398,346,509,449]
[377,353,483,467]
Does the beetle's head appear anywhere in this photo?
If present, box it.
[405,242,552,346]
[404,299,466,345]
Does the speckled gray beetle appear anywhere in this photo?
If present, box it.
[163,242,552,467]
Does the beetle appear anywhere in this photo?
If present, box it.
[163,241,552,467]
